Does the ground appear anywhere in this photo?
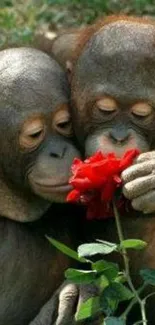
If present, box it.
[0,0,155,48]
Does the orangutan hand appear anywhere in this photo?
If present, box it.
[29,281,99,325]
[122,151,155,214]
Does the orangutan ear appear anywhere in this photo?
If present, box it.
[51,29,82,69]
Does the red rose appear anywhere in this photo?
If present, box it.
[67,149,140,220]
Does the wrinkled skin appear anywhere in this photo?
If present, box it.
[47,16,155,325]
[122,151,155,214]
[0,47,84,325]
[31,281,100,325]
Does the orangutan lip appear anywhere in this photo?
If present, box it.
[34,182,73,193]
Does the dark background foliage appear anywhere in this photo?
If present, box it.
[1,0,155,48]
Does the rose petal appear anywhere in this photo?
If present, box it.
[101,180,116,201]
[119,149,140,170]
[71,177,92,191]
[85,151,105,163]
[113,174,122,184]
[71,158,83,174]
[67,149,140,220]
[66,189,80,202]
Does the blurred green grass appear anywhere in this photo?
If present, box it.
[0,0,155,47]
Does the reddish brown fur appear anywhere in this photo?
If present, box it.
[71,15,155,66]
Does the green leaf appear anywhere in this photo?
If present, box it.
[97,239,118,247]
[92,260,119,272]
[119,239,147,250]
[104,317,125,325]
[46,236,86,263]
[95,274,109,290]
[100,282,133,315]
[140,268,155,285]
[92,260,119,281]
[114,274,126,284]
[106,282,134,302]
[78,242,117,258]
[65,268,96,284]
[100,293,118,316]
[76,297,101,321]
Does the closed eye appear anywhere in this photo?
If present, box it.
[30,130,43,138]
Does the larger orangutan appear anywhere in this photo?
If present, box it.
[43,15,155,325]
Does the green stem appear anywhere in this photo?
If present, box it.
[121,284,146,320]
[141,300,147,325]
[144,291,155,302]
[112,200,147,325]
[113,201,129,273]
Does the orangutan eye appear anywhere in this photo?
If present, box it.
[19,118,45,150]
[131,102,152,117]
[30,130,43,138]
[53,109,72,137]
[95,97,118,112]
